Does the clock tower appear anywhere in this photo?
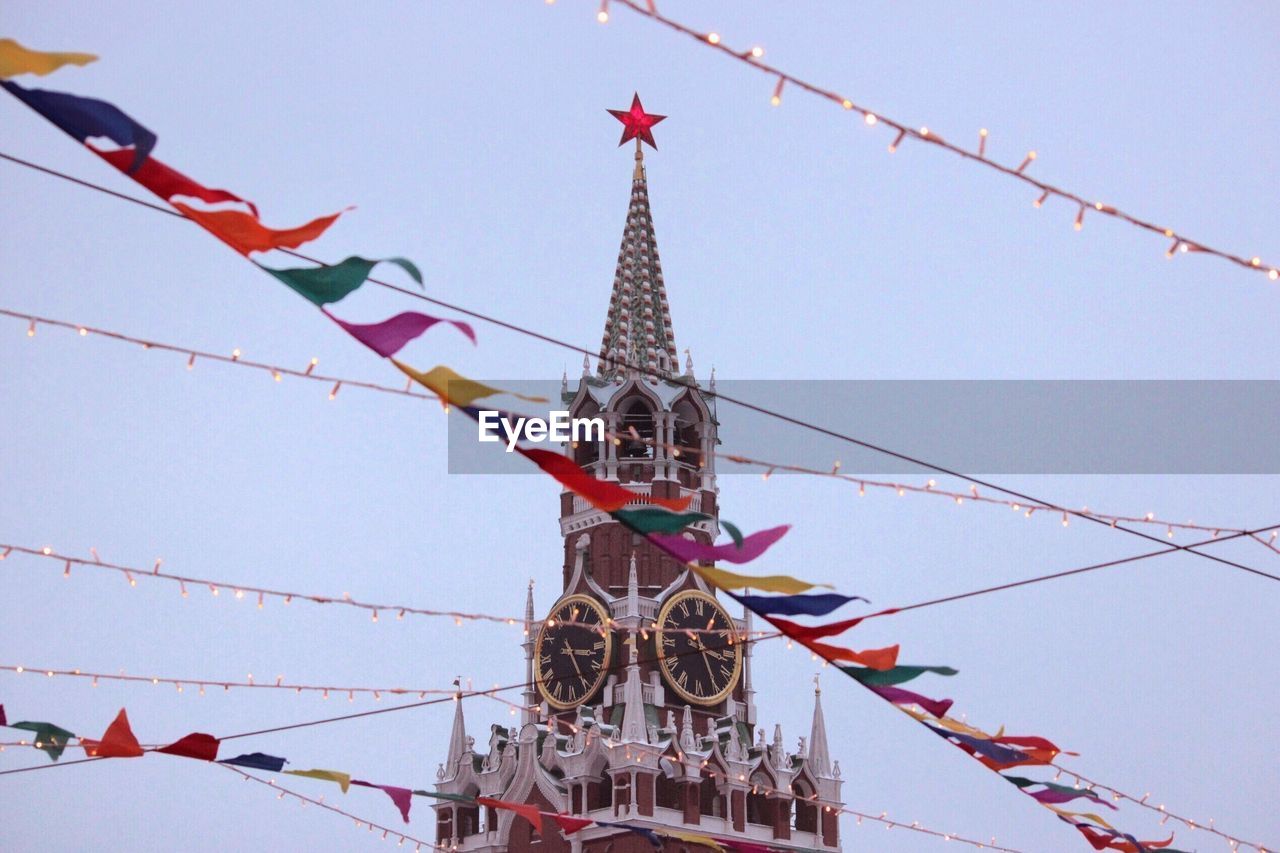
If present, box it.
[433,98,843,852]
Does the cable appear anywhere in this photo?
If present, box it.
[0,308,434,402]
[5,305,1253,545]
[219,764,435,850]
[3,149,1275,587]
[598,0,1278,282]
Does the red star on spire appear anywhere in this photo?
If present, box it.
[607,93,666,150]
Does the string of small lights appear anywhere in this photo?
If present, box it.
[583,0,1279,282]
[0,664,530,714]
[0,543,518,627]
[0,308,434,404]
[219,764,436,851]
[1047,763,1271,853]
[4,305,1260,547]
[2,150,1276,587]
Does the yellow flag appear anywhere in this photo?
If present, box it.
[932,715,996,740]
[1045,806,1116,830]
[0,38,97,79]
[284,768,351,793]
[392,361,547,409]
[661,830,725,851]
[694,563,831,595]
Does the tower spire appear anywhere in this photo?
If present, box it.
[809,673,832,777]
[599,95,676,381]
[521,580,538,724]
[445,682,469,776]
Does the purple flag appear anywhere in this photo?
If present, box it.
[649,525,789,565]
[325,309,475,357]
[869,684,954,719]
[353,780,413,823]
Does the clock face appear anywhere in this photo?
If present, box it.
[534,594,612,710]
[655,589,742,706]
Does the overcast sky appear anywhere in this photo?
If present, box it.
[2,2,1278,851]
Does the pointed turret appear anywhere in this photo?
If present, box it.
[809,674,832,777]
[619,631,648,743]
[445,685,468,776]
[521,581,537,724]
[597,142,677,380]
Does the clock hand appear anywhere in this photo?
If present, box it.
[561,640,584,678]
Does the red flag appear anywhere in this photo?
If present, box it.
[552,814,593,834]
[156,732,219,761]
[92,149,258,216]
[477,797,544,835]
[87,709,143,758]
[771,615,865,641]
[519,448,693,513]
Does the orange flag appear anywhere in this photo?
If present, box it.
[82,709,143,758]
[805,639,899,671]
[172,202,344,256]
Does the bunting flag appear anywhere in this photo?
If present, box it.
[868,684,953,718]
[1065,820,1179,853]
[81,708,143,758]
[770,615,865,641]
[283,768,351,793]
[0,704,6,726]
[476,797,543,835]
[925,714,1002,740]
[1,81,154,173]
[552,814,593,834]
[413,790,473,804]
[92,149,257,215]
[721,520,745,548]
[692,564,834,595]
[661,829,726,851]
[176,204,345,256]
[352,781,412,824]
[993,733,1073,763]
[324,308,475,358]
[839,663,958,686]
[156,732,219,762]
[7,720,75,761]
[260,256,420,306]
[219,752,287,772]
[803,640,900,671]
[648,524,790,565]
[1004,775,1116,810]
[595,821,662,849]
[735,592,863,617]
[612,507,710,534]
[520,447,691,512]
[394,362,548,409]
[931,728,1034,768]
[0,39,97,78]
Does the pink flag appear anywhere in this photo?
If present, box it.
[648,525,790,565]
[325,309,476,358]
[352,780,412,823]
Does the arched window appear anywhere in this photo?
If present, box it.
[699,772,724,818]
[792,781,818,833]
[746,772,774,826]
[618,398,655,460]
[655,771,680,810]
[588,776,613,810]
[672,399,702,467]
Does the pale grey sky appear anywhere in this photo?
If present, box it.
[2,2,1278,851]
